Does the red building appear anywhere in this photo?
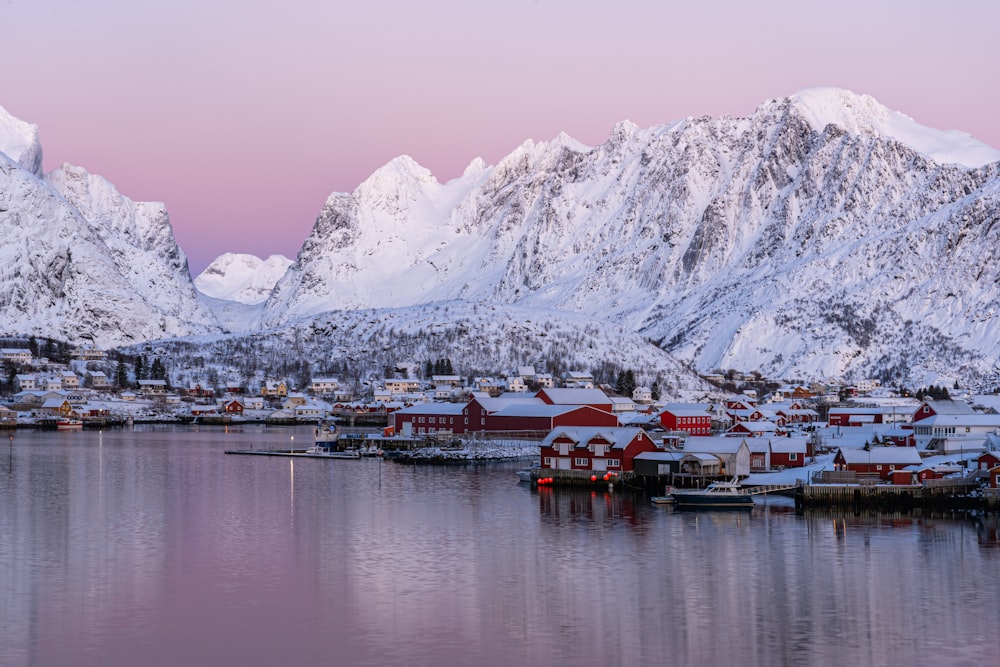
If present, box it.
[658,407,712,436]
[977,452,1000,471]
[539,427,658,472]
[392,393,618,436]
[768,436,809,468]
[834,446,922,481]
[890,467,942,485]
[536,388,613,413]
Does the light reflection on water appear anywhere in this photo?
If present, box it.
[1,426,998,667]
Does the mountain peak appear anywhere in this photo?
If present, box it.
[194,253,292,305]
[785,87,1000,168]
[0,105,43,177]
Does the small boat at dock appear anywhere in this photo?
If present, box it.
[672,478,754,509]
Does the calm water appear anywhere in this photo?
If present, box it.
[2,426,999,667]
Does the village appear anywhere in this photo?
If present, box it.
[4,343,1000,508]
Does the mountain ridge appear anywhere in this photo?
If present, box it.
[4,89,1000,387]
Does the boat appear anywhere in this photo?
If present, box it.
[314,422,340,445]
[304,444,361,459]
[516,464,540,483]
[56,418,84,430]
[671,478,754,509]
[650,486,678,504]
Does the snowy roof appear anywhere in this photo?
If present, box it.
[491,404,587,418]
[765,437,809,454]
[392,403,466,416]
[541,426,646,450]
[633,451,686,462]
[836,446,922,465]
[683,436,748,454]
[538,388,610,405]
[917,414,1000,427]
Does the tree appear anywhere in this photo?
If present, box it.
[115,361,128,388]
[650,381,661,401]
[134,356,144,383]
[150,357,165,380]
[622,369,637,398]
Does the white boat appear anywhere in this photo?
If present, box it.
[671,478,754,509]
[314,423,340,444]
[56,418,83,430]
[516,465,539,483]
[304,444,361,459]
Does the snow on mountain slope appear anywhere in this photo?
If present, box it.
[194,252,292,304]
[0,104,43,177]
[789,87,1000,168]
[261,88,1000,386]
[0,147,221,347]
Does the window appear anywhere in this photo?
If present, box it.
[574,458,589,466]
[607,459,621,467]
[543,457,554,467]
[429,417,436,424]
[418,417,425,423]
[789,453,797,461]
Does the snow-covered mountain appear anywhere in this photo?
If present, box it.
[5,90,1000,388]
[194,253,292,305]
[260,87,1000,386]
[0,105,222,347]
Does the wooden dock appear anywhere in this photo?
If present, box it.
[224,449,363,460]
[795,481,987,511]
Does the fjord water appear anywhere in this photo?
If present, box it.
[2,426,998,667]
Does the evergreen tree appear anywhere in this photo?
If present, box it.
[650,381,660,401]
[151,357,165,379]
[424,360,434,378]
[614,370,626,395]
[134,356,144,383]
[623,369,637,397]
[115,361,128,388]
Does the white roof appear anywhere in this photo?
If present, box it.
[541,426,645,450]
[837,446,922,465]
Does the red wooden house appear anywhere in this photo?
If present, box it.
[223,398,244,415]
[990,465,1000,489]
[769,436,809,468]
[658,406,712,436]
[977,451,1000,471]
[539,427,658,472]
[392,393,618,436]
[834,446,922,481]
[890,467,942,485]
[536,388,613,413]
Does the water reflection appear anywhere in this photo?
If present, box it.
[1,429,999,667]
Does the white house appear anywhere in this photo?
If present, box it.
[309,377,339,395]
[682,436,752,478]
[1,348,33,364]
[14,374,37,392]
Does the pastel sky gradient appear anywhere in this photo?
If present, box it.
[4,0,999,275]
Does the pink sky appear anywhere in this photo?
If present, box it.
[4,0,999,275]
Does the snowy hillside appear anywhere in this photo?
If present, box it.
[0,106,222,347]
[194,253,292,304]
[260,88,1000,387]
[144,300,716,400]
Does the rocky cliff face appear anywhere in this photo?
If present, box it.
[260,89,1000,385]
